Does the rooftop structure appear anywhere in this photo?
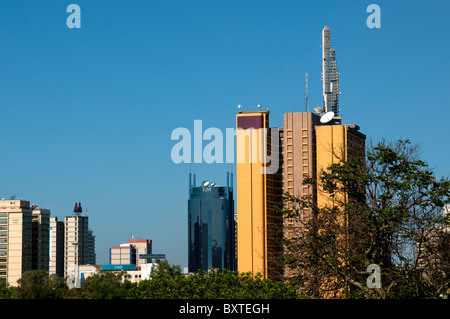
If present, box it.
[322,25,341,116]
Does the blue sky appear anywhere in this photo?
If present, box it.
[0,0,448,268]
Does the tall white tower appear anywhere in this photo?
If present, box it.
[322,26,340,116]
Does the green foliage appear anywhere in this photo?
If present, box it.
[76,271,126,299]
[134,269,300,299]
[0,260,301,299]
[0,279,13,299]
[14,270,68,299]
[280,139,450,298]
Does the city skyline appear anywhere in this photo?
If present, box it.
[0,1,449,268]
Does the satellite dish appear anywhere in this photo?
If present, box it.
[314,106,325,115]
[238,104,242,109]
[210,182,215,187]
[202,181,209,187]
[257,104,261,108]
[320,111,335,124]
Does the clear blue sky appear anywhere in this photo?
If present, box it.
[0,0,448,268]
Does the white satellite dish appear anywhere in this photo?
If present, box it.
[210,182,215,187]
[202,181,209,187]
[257,104,261,108]
[320,111,335,124]
[238,104,242,109]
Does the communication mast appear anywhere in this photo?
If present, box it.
[322,26,341,116]
[305,72,309,112]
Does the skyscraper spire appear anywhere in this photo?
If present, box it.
[322,26,340,116]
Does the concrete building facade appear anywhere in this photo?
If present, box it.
[110,239,152,268]
[31,207,51,273]
[110,244,136,265]
[50,216,65,277]
[63,204,96,277]
[235,109,366,279]
[129,239,152,268]
[0,199,51,286]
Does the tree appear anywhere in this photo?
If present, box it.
[135,268,300,299]
[0,279,13,299]
[0,261,300,299]
[15,270,68,299]
[116,259,301,299]
[76,271,126,299]
[280,139,450,298]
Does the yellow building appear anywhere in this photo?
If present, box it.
[0,199,50,286]
[315,123,366,208]
[235,109,366,283]
[0,200,33,286]
[315,122,366,297]
[235,111,283,279]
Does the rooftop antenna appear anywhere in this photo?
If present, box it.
[73,202,82,215]
[305,72,308,112]
[314,106,335,124]
[314,106,325,116]
[320,111,335,124]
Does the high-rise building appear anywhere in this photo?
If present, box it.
[315,124,366,199]
[0,199,51,286]
[188,172,235,273]
[87,229,96,265]
[49,204,96,278]
[283,112,321,199]
[63,202,95,277]
[282,112,321,264]
[282,112,365,210]
[31,206,51,273]
[235,110,283,279]
[236,110,366,279]
[235,26,366,280]
[0,200,33,286]
[50,216,65,277]
[322,25,340,116]
[64,214,88,277]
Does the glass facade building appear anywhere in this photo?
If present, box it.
[188,172,236,273]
